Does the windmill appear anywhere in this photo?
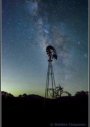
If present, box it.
[45,45,57,98]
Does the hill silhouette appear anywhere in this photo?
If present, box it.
[2,91,88,127]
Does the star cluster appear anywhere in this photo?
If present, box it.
[2,0,88,97]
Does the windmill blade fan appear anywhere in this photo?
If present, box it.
[46,45,57,60]
[46,45,54,51]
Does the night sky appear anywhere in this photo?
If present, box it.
[2,0,88,97]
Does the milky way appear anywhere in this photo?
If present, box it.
[2,0,88,96]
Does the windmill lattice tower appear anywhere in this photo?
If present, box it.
[45,45,57,98]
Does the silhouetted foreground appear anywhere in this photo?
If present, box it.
[2,94,88,127]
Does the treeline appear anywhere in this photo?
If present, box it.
[1,90,89,98]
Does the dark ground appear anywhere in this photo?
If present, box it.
[2,95,88,127]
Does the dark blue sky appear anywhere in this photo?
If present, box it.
[2,0,88,97]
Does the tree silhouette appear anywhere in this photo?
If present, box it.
[1,91,14,98]
[18,93,27,98]
[55,85,63,97]
[75,91,88,97]
[54,85,71,97]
